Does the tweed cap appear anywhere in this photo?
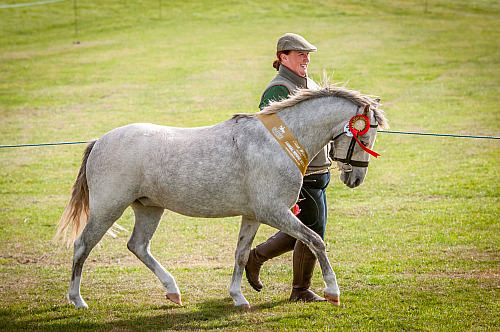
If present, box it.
[277,33,317,52]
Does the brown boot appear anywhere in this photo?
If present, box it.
[289,240,326,302]
[245,231,296,291]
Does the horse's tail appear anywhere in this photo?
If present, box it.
[53,140,97,247]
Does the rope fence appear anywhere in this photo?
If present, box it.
[0,0,66,9]
[0,141,89,148]
[378,130,499,140]
[0,131,498,149]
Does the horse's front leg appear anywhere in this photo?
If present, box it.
[310,244,341,306]
[263,208,341,306]
[229,215,260,308]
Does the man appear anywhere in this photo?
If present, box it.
[246,33,332,302]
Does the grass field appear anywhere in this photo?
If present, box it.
[1,0,499,330]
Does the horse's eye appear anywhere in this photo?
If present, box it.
[361,141,369,147]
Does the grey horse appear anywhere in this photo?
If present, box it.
[54,85,388,309]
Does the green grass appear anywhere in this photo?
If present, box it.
[1,0,499,330]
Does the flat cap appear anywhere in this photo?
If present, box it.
[277,33,317,52]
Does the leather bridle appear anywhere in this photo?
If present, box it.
[331,114,379,172]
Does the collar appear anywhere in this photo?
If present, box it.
[279,65,308,89]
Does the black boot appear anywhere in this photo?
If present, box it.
[245,231,296,291]
[289,240,326,302]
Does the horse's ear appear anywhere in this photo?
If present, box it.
[363,104,370,115]
[375,98,381,104]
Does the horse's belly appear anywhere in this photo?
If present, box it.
[142,171,251,218]
[153,190,249,218]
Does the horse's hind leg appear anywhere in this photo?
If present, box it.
[127,202,181,305]
[68,208,125,309]
[229,215,260,308]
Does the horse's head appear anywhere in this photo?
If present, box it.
[330,100,388,188]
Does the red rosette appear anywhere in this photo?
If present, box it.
[349,115,380,158]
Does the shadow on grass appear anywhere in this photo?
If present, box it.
[1,297,291,331]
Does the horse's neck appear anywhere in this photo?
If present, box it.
[280,97,357,157]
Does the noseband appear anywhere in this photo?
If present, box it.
[331,114,379,172]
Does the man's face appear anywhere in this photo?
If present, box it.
[281,51,310,77]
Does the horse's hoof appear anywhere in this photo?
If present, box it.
[324,293,340,306]
[74,303,89,309]
[235,303,251,311]
[167,293,183,306]
[68,294,88,309]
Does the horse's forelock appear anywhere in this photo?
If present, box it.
[373,107,389,129]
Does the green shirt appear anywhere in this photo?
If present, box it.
[259,85,290,110]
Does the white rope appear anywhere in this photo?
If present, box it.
[0,0,66,9]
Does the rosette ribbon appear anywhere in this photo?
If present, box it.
[349,115,380,158]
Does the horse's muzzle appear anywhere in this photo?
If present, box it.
[340,169,365,188]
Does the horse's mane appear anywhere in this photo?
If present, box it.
[233,84,389,129]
